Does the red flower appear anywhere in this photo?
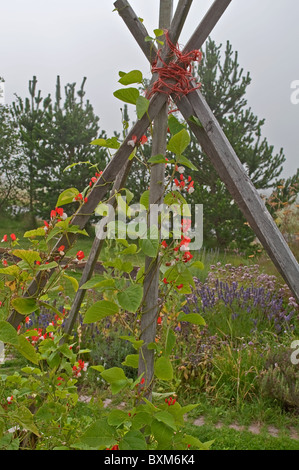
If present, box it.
[7,396,13,405]
[161,240,168,248]
[10,233,17,241]
[1,234,8,242]
[84,197,88,204]
[75,193,83,201]
[35,261,41,266]
[76,250,85,260]
[50,210,57,219]
[183,251,193,263]
[157,316,162,325]
[140,135,148,145]
[55,207,64,217]
[163,278,169,284]
[174,178,180,187]
[176,284,184,290]
[58,245,65,253]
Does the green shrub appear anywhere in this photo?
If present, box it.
[259,347,299,412]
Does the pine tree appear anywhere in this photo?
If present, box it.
[0,100,21,215]
[11,76,107,222]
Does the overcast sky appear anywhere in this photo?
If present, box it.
[1,0,299,179]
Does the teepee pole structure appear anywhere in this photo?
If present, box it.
[7,0,299,336]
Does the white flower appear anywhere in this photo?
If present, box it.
[177,166,185,174]
[188,187,195,194]
[127,139,136,147]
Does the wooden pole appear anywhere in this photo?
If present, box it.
[138,0,173,400]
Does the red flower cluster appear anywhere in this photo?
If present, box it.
[165,396,176,406]
[127,135,148,147]
[173,166,194,195]
[89,171,103,187]
[106,444,119,450]
[1,233,17,243]
[74,193,88,204]
[25,328,50,346]
[50,207,65,220]
[72,359,87,377]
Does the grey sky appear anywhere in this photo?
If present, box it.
[1,0,299,179]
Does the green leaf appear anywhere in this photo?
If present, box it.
[0,265,21,277]
[117,284,143,313]
[56,188,79,207]
[79,276,105,290]
[148,154,169,165]
[136,95,149,119]
[167,129,190,155]
[17,335,39,365]
[74,419,116,449]
[12,249,41,265]
[190,260,204,270]
[90,365,105,373]
[11,406,40,436]
[177,154,198,171]
[118,70,143,86]
[107,409,128,427]
[36,261,58,271]
[63,274,79,292]
[100,367,130,395]
[140,190,150,210]
[131,411,152,430]
[113,87,140,105]
[63,161,90,172]
[23,228,47,238]
[151,419,173,449]
[165,328,176,357]
[154,28,164,37]
[119,430,147,450]
[90,137,120,149]
[120,336,144,350]
[168,115,186,135]
[35,402,65,422]
[177,312,206,326]
[11,298,39,315]
[83,300,119,324]
[154,411,177,431]
[154,356,173,381]
[0,321,19,346]
[182,434,214,450]
[122,354,139,369]
[139,225,159,258]
[164,190,190,208]
[188,115,203,128]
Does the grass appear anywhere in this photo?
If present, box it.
[184,422,299,450]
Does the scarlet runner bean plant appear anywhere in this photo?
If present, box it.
[0,66,212,450]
